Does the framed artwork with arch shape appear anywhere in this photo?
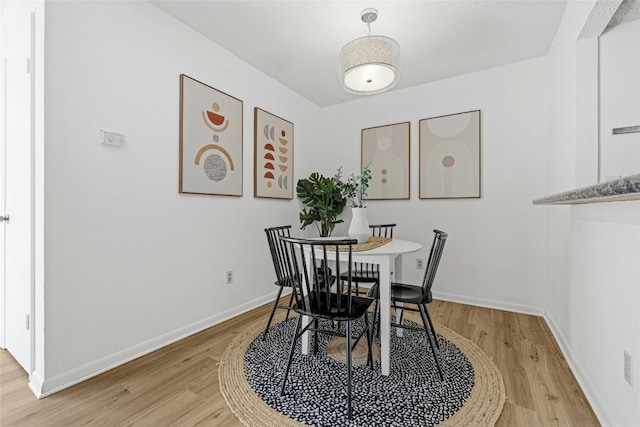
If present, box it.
[419,110,481,199]
[253,108,294,199]
[179,74,243,196]
[361,121,410,200]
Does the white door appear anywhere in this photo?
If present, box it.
[2,16,34,373]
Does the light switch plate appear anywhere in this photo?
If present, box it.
[100,130,124,146]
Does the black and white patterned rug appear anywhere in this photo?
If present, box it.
[244,317,474,426]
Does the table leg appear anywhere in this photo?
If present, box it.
[393,255,404,337]
[379,257,391,376]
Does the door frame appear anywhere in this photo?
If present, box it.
[0,9,36,376]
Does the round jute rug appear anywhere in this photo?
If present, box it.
[219,311,505,426]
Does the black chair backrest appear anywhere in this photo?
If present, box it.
[265,225,292,285]
[370,223,396,238]
[278,236,357,317]
[422,229,448,294]
[352,224,396,278]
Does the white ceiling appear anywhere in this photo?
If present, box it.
[151,0,568,107]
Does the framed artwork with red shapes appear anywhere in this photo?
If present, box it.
[254,107,294,199]
[179,74,243,196]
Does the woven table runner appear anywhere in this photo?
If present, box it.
[338,236,392,252]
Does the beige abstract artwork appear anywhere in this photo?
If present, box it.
[419,110,481,199]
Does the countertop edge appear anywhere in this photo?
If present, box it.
[533,173,640,205]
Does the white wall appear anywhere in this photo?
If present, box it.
[545,2,640,426]
[599,19,640,181]
[40,0,321,394]
[322,58,549,314]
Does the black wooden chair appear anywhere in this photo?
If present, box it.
[341,223,396,296]
[262,225,295,341]
[278,236,374,420]
[368,229,448,381]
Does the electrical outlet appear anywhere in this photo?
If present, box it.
[624,351,633,386]
[416,259,424,269]
[226,270,233,284]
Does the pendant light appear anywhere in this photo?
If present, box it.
[339,8,400,95]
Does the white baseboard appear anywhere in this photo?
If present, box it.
[542,310,609,426]
[28,369,45,398]
[432,291,544,316]
[37,293,277,397]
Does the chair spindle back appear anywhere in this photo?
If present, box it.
[421,229,448,294]
[370,223,396,238]
[353,224,396,278]
[278,236,357,316]
[265,225,292,285]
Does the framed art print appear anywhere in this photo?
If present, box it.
[179,74,243,196]
[419,110,481,199]
[254,107,294,199]
[361,121,410,200]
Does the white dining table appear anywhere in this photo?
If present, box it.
[301,238,422,376]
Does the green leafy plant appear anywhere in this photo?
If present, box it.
[296,173,347,237]
[334,161,373,208]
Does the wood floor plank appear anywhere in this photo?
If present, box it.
[0,299,600,426]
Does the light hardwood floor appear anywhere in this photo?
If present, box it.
[1,299,600,426]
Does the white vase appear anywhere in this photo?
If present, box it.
[348,207,370,244]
